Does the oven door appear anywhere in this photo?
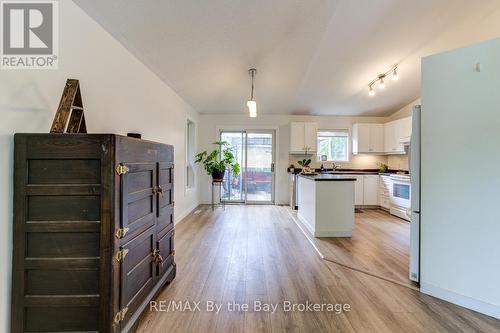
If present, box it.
[392,181,411,207]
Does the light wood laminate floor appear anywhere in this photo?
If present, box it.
[137,205,500,333]
[293,208,415,287]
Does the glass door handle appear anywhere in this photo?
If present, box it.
[271,163,275,172]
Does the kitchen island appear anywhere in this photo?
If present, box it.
[297,173,356,237]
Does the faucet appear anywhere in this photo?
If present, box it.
[332,162,340,171]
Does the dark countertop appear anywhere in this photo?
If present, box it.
[298,173,357,181]
[288,168,409,175]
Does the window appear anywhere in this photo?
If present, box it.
[316,130,349,162]
[186,119,196,189]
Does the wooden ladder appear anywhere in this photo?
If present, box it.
[50,79,87,133]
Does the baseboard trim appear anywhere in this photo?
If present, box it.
[296,213,353,237]
[420,282,500,319]
[314,229,352,237]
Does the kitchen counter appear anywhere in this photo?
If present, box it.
[297,175,355,237]
[287,168,408,175]
[298,173,357,181]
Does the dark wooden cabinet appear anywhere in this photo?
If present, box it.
[12,134,176,333]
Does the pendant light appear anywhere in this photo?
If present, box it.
[247,68,257,118]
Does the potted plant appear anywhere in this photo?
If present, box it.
[378,162,389,173]
[297,146,313,173]
[195,141,240,181]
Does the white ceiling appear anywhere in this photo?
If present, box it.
[74,0,500,116]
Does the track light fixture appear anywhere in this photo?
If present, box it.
[379,76,386,89]
[368,85,375,96]
[367,65,398,96]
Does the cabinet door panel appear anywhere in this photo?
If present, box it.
[384,122,396,152]
[304,122,318,152]
[290,122,305,152]
[119,226,155,329]
[120,163,156,241]
[370,124,384,152]
[399,117,412,139]
[157,228,175,279]
[157,162,174,233]
[363,175,379,205]
[360,124,370,152]
[354,176,364,205]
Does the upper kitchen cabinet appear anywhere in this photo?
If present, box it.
[398,116,412,140]
[290,122,318,153]
[352,123,384,154]
[384,117,412,154]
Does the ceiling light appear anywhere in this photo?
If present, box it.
[392,67,399,81]
[367,65,398,96]
[379,77,385,89]
[368,85,375,96]
[247,100,257,117]
[247,68,257,118]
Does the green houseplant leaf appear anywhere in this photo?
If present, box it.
[195,141,240,177]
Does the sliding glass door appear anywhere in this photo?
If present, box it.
[220,131,245,202]
[245,132,274,203]
[220,130,275,204]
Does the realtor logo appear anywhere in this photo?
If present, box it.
[1,0,58,69]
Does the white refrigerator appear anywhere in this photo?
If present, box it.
[409,105,421,282]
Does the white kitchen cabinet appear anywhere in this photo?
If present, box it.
[379,175,391,209]
[384,121,399,153]
[384,117,411,154]
[363,175,379,205]
[290,122,318,153]
[352,123,384,154]
[304,122,318,151]
[290,122,305,153]
[334,174,363,205]
[353,176,364,206]
[398,117,412,140]
[370,124,385,152]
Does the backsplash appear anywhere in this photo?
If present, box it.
[289,154,409,171]
[289,154,389,170]
[387,155,409,171]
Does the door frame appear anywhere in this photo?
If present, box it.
[217,125,279,205]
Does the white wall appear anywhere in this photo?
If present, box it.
[197,114,390,205]
[421,38,500,318]
[387,98,421,121]
[0,1,199,331]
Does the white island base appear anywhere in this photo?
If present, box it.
[297,174,355,237]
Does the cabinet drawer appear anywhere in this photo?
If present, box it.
[380,197,391,209]
[379,189,390,196]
